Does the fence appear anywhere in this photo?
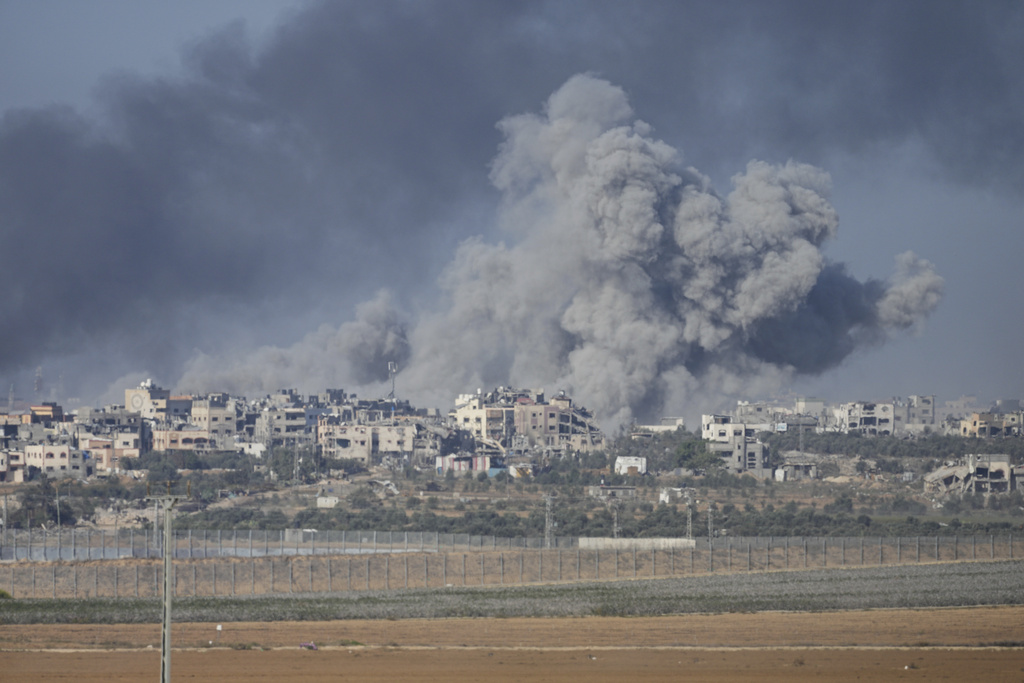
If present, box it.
[0,534,1017,599]
[0,529,583,562]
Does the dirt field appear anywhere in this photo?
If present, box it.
[2,607,1024,682]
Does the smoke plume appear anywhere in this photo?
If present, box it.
[398,75,943,425]
[208,74,944,424]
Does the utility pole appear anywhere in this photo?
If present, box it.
[544,495,554,549]
[707,503,714,572]
[147,482,188,683]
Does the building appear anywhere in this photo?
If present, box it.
[451,387,604,456]
[892,395,937,435]
[832,401,896,436]
[700,415,772,478]
[22,442,91,479]
[151,425,214,452]
[959,412,1023,438]
[190,394,237,443]
[614,456,647,475]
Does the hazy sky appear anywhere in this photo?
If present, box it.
[1,0,1021,424]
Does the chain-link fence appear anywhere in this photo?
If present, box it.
[0,534,1016,599]
[0,529,584,561]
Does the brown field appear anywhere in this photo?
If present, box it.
[3,607,1024,682]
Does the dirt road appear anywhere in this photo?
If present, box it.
[2,607,1023,682]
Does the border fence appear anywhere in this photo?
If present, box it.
[0,532,1016,599]
[0,529,585,562]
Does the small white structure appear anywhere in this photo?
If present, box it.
[614,455,647,475]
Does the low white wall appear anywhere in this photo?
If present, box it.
[577,537,696,550]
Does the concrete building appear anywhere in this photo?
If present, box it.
[892,395,936,435]
[614,455,647,475]
[708,438,771,479]
[925,454,1019,495]
[832,401,896,436]
[701,414,766,442]
[191,394,237,443]
[151,425,214,452]
[23,442,90,479]
[254,406,311,448]
[452,387,604,455]
[959,412,1023,438]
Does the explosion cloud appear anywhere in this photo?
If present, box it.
[198,74,942,426]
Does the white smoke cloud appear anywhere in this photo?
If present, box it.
[176,74,942,426]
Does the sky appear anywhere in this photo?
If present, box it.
[1,0,1021,428]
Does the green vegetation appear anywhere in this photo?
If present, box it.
[1,561,1021,624]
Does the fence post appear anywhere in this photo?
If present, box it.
[823,538,827,567]
[747,543,751,571]
[252,560,256,595]
[462,554,467,586]
[442,554,446,587]
[879,537,883,565]
[425,555,429,587]
[135,565,138,598]
[365,556,369,591]
[214,563,218,596]
[500,553,504,585]
[803,538,807,568]
[271,561,275,594]
[52,565,56,599]
[990,535,994,559]
[404,555,408,589]
[385,555,389,590]
[577,549,581,580]
[113,566,117,599]
[193,565,197,597]
[233,563,237,596]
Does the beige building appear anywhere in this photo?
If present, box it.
[152,426,214,452]
[191,394,237,443]
[832,401,896,436]
[960,412,1023,438]
[125,380,192,423]
[23,443,89,479]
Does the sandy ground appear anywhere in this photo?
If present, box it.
[2,608,1023,682]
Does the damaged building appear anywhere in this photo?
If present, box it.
[924,454,1022,495]
[449,387,604,457]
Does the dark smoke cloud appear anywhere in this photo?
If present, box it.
[3,0,1011,410]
